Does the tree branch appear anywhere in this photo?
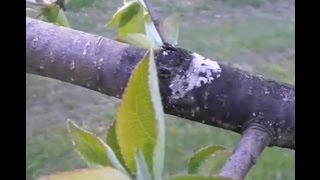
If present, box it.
[26,17,295,151]
[218,126,271,180]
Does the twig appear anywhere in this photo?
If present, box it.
[218,126,272,180]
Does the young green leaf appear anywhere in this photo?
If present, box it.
[54,9,70,27]
[137,0,147,9]
[115,33,159,49]
[188,145,227,174]
[168,176,233,180]
[37,167,131,180]
[136,149,152,180]
[42,5,70,27]
[106,120,130,174]
[67,120,127,175]
[118,1,141,28]
[105,1,145,35]
[42,5,59,22]
[144,14,163,47]
[197,150,232,176]
[115,49,165,178]
[148,49,165,180]
[105,1,137,28]
[162,13,182,45]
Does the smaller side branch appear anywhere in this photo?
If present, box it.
[218,127,271,180]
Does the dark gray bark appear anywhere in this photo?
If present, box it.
[26,17,295,150]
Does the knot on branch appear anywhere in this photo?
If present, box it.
[242,117,277,147]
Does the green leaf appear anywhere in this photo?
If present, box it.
[42,5,70,27]
[198,150,232,176]
[105,1,134,28]
[168,175,233,180]
[137,0,147,9]
[188,145,227,174]
[162,13,182,45]
[148,49,165,180]
[54,9,70,27]
[106,120,130,174]
[144,14,163,47]
[106,1,145,35]
[68,120,111,166]
[37,167,131,180]
[136,150,152,180]
[119,1,140,28]
[67,120,127,175]
[115,33,158,49]
[42,5,59,22]
[115,49,165,178]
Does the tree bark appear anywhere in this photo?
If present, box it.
[26,17,295,150]
[218,127,271,180]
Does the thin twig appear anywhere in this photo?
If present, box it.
[218,127,271,180]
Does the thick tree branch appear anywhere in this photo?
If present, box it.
[26,17,295,151]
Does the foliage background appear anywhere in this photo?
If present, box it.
[26,0,295,179]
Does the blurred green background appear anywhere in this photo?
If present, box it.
[26,0,295,179]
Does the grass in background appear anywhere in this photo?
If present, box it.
[26,0,295,179]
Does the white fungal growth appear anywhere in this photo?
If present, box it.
[162,51,168,56]
[264,87,270,94]
[32,37,39,48]
[169,52,222,99]
[97,58,104,70]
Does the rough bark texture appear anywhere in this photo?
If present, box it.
[26,17,295,150]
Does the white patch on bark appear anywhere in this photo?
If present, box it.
[169,52,222,99]
[82,42,91,55]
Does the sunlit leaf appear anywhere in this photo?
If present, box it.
[162,13,182,45]
[144,14,163,47]
[42,5,59,22]
[198,150,232,176]
[115,49,165,178]
[188,145,227,174]
[42,5,70,27]
[115,33,158,49]
[119,1,140,28]
[37,167,131,180]
[136,149,152,180]
[105,1,137,28]
[137,0,147,9]
[106,120,130,174]
[148,49,165,180]
[106,0,145,35]
[67,120,127,175]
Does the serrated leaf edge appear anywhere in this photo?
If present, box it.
[67,120,129,176]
